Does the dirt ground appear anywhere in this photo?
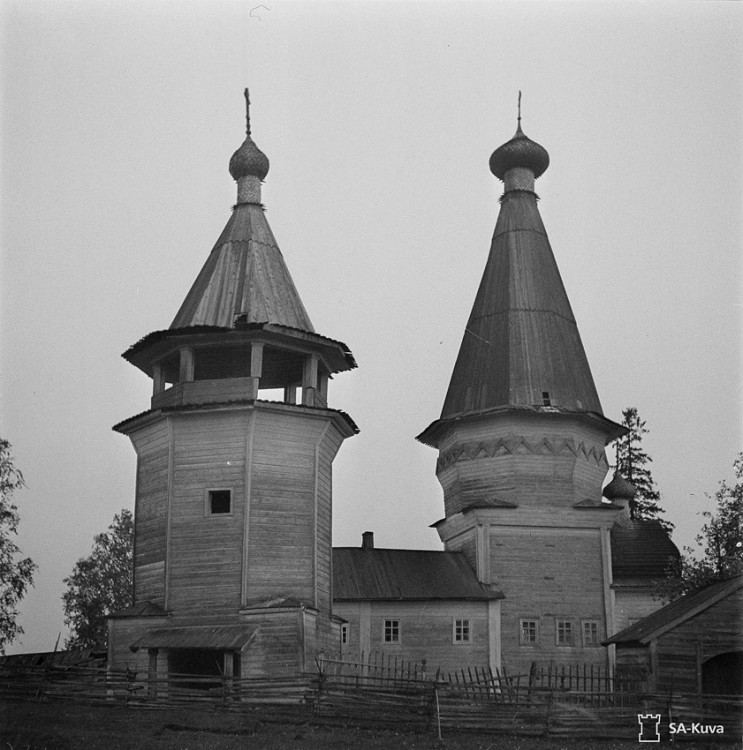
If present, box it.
[1,699,739,750]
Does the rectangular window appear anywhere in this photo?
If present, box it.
[556,620,574,646]
[520,619,538,645]
[207,489,232,515]
[340,623,349,645]
[453,618,471,644]
[383,619,400,643]
[582,620,600,646]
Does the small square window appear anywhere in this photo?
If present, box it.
[208,489,231,515]
[383,619,400,643]
[520,619,538,645]
[582,620,600,646]
[453,618,471,644]
[542,391,551,406]
[340,623,349,645]
[556,620,574,646]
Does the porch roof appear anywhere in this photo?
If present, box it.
[130,624,258,652]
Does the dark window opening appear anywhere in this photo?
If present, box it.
[209,490,231,515]
[384,619,400,643]
[542,391,551,406]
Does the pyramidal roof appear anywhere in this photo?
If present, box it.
[438,112,602,422]
[171,90,314,332]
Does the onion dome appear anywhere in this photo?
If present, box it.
[602,473,637,502]
[229,89,270,181]
[489,122,549,180]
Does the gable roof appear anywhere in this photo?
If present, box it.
[605,575,743,645]
[333,548,502,601]
[611,520,680,578]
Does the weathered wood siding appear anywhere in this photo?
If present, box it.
[489,526,608,672]
[613,582,667,634]
[168,410,247,613]
[334,601,493,672]
[436,415,609,515]
[655,588,743,694]
[108,615,169,672]
[239,610,302,678]
[130,419,170,605]
[245,408,337,609]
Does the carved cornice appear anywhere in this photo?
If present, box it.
[437,435,607,472]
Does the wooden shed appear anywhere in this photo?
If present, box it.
[605,575,743,695]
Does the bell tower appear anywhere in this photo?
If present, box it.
[109,91,356,680]
[418,102,626,671]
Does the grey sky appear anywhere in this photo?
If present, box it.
[1,0,740,654]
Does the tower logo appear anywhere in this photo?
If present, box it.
[638,713,661,742]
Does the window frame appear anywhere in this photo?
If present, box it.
[581,619,601,646]
[453,618,472,644]
[383,618,401,644]
[556,619,574,646]
[205,488,233,517]
[340,623,349,646]
[519,618,539,646]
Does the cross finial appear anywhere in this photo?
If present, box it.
[244,88,251,136]
[517,90,522,126]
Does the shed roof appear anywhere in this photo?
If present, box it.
[130,624,258,652]
[611,520,680,578]
[605,575,743,645]
[333,547,502,601]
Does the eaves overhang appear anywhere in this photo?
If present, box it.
[416,405,626,449]
[123,323,356,378]
[113,398,359,437]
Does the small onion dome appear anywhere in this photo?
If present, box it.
[602,473,637,502]
[489,122,550,180]
[228,89,270,181]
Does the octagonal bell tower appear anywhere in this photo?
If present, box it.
[109,91,357,681]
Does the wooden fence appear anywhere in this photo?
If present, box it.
[1,660,740,741]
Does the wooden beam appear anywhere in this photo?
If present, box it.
[179,347,195,382]
[152,362,166,395]
[148,648,158,699]
[302,355,319,406]
[250,342,263,397]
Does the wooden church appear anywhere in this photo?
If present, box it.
[108,92,677,681]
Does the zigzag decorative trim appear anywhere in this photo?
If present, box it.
[437,435,607,472]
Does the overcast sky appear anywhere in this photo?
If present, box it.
[1,1,740,654]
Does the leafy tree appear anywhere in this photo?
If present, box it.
[62,509,133,648]
[0,439,37,653]
[614,407,672,532]
[663,453,743,599]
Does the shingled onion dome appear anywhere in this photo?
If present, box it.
[602,473,637,502]
[489,98,549,193]
[229,88,270,204]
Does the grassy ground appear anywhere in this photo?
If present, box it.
[1,699,739,750]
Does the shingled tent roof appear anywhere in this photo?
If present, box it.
[605,575,743,645]
[333,548,502,601]
[611,520,680,578]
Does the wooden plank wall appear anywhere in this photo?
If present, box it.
[168,411,246,612]
[132,420,170,605]
[246,409,328,606]
[490,526,607,673]
[655,588,743,694]
[334,601,492,672]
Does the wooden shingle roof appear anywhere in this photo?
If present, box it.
[333,547,503,601]
[439,188,602,421]
[611,520,680,578]
[171,203,314,332]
